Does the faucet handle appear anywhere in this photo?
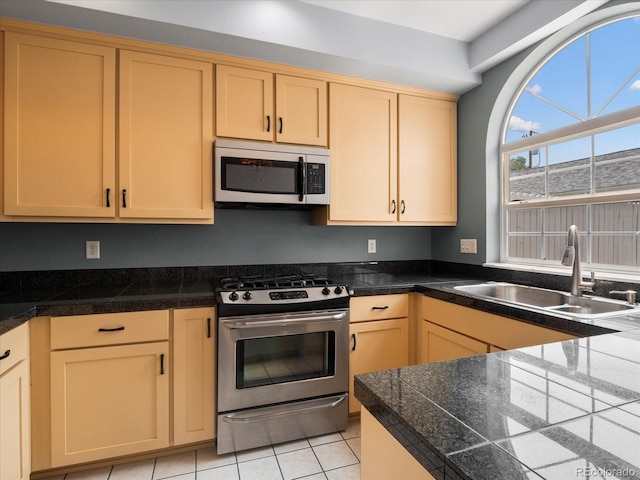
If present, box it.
[609,290,637,304]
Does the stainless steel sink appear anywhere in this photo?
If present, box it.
[453,282,638,319]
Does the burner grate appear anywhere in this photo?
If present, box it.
[219,274,333,291]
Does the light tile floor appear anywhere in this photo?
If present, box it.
[40,418,361,480]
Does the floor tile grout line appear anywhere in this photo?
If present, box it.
[45,427,360,480]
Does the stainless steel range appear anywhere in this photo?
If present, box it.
[215,273,350,454]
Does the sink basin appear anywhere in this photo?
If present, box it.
[454,282,638,319]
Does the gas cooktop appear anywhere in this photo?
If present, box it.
[219,273,336,291]
[215,273,350,314]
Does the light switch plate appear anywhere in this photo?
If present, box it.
[460,239,477,254]
[368,239,377,254]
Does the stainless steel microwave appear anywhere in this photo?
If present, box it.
[214,138,330,207]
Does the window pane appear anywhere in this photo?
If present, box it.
[592,235,638,266]
[507,37,588,145]
[507,234,542,260]
[544,205,588,233]
[592,202,639,232]
[594,124,640,193]
[590,17,640,117]
[591,202,639,267]
[507,209,542,260]
[508,150,546,201]
[548,137,591,197]
[544,206,588,262]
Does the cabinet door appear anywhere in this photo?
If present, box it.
[4,33,116,217]
[398,95,457,224]
[329,83,397,222]
[349,318,409,414]
[419,320,488,364]
[119,51,213,221]
[216,65,274,141]
[50,342,169,466]
[173,307,215,445]
[275,75,327,146]
[0,324,31,480]
[361,408,436,480]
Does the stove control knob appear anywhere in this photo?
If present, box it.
[228,291,239,302]
[334,285,343,294]
[322,286,331,295]
[242,291,252,301]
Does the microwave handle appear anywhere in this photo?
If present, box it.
[298,156,305,202]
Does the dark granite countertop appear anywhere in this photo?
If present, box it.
[1,262,638,337]
[2,262,639,479]
[355,329,640,480]
[348,270,640,480]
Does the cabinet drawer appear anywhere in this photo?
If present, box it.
[51,310,169,349]
[350,294,408,322]
[0,323,29,376]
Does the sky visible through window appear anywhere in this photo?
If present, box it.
[506,16,640,165]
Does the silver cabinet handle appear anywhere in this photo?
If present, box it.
[222,311,347,330]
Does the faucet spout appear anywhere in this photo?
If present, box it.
[562,225,593,296]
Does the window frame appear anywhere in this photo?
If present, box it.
[499,13,640,276]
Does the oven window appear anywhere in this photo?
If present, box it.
[236,332,336,389]
[222,157,299,194]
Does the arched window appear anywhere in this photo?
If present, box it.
[501,14,640,275]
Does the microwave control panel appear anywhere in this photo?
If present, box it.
[306,163,326,194]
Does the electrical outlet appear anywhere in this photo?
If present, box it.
[368,239,377,254]
[460,239,477,254]
[86,240,100,259]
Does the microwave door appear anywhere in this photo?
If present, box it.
[217,154,303,204]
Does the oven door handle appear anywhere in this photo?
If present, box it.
[221,395,346,424]
[221,311,347,329]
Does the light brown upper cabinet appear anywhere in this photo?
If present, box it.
[398,94,457,225]
[323,83,398,222]
[314,85,457,225]
[119,50,213,221]
[216,65,327,146]
[4,33,117,218]
[3,34,213,222]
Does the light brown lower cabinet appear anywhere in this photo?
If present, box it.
[50,342,170,466]
[31,308,216,472]
[349,317,409,413]
[361,407,434,480]
[172,307,216,445]
[420,296,577,363]
[0,322,31,480]
[49,311,170,467]
[420,319,488,363]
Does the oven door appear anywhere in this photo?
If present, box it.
[217,309,349,413]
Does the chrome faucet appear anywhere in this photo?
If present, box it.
[561,225,594,296]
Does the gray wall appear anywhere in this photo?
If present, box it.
[0,209,431,271]
[431,0,638,266]
[2,0,634,273]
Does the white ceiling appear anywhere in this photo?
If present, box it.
[1,0,611,94]
[300,0,529,42]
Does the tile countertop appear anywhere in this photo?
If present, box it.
[348,274,640,480]
[1,266,639,479]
